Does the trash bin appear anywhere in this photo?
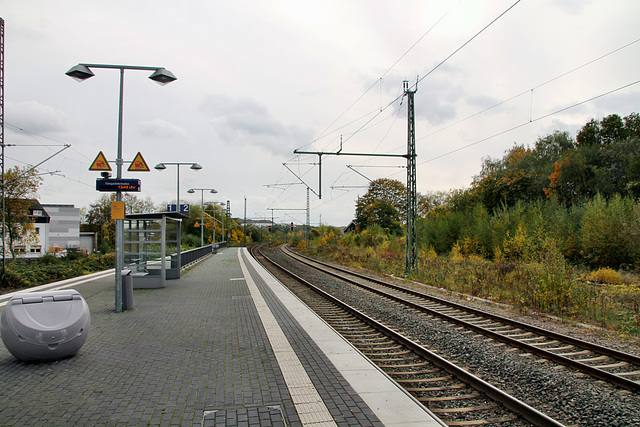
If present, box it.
[1,289,91,362]
[121,269,134,310]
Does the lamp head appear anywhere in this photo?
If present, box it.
[187,189,195,194]
[65,64,95,82]
[210,189,218,194]
[149,68,177,86]
[190,163,203,170]
[154,163,167,170]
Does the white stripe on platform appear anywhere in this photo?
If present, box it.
[237,249,337,426]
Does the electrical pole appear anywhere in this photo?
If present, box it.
[1,17,5,287]
[293,80,419,275]
[404,80,417,274]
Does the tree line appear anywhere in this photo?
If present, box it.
[354,113,640,270]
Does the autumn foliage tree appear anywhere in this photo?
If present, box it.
[3,166,43,258]
[82,193,156,252]
[470,114,640,211]
[355,179,406,235]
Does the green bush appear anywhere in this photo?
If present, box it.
[2,252,115,291]
[581,194,640,268]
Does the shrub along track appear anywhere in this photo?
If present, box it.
[254,243,640,426]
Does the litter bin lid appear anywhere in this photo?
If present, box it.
[9,289,83,305]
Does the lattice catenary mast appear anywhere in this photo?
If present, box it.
[294,80,418,274]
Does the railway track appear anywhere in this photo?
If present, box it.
[252,243,565,426]
[277,244,640,394]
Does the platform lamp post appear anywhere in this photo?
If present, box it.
[187,188,217,247]
[154,162,202,214]
[65,63,177,313]
[154,162,202,274]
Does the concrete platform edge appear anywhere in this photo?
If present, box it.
[242,248,445,427]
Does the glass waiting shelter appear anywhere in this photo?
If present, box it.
[123,212,186,288]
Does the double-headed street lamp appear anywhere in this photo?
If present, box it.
[66,63,177,313]
[187,188,217,247]
[154,162,202,213]
[155,162,202,275]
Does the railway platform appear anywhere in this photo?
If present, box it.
[0,247,442,426]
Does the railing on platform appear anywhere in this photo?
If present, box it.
[179,241,227,269]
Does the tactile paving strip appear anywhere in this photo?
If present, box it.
[238,250,337,426]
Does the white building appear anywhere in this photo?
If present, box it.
[41,204,81,251]
[12,201,83,258]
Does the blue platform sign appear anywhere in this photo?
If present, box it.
[167,204,190,214]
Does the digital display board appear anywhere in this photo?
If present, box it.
[96,178,141,192]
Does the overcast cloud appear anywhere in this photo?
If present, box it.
[1,0,640,227]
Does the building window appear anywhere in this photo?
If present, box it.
[30,246,42,253]
[35,227,40,235]
[32,210,43,217]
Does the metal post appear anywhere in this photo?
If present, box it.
[66,63,176,312]
[0,17,5,287]
[175,165,181,272]
[404,81,417,275]
[176,165,180,213]
[114,68,125,313]
[306,187,310,247]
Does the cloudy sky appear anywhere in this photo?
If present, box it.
[2,0,640,227]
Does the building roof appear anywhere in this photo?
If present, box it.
[125,212,188,220]
[28,200,51,223]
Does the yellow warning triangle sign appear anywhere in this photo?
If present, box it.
[128,152,150,172]
[89,151,112,171]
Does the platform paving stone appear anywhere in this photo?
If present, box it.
[0,248,383,426]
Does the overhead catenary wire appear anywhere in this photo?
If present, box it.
[302,1,461,151]
[420,78,640,165]
[302,0,523,158]
[278,1,525,223]
[419,36,640,142]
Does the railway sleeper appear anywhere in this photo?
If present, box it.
[527,340,560,347]
[503,331,533,339]
[387,369,440,376]
[544,345,574,351]
[576,355,609,363]
[467,320,497,326]
[384,361,431,368]
[430,403,496,413]
[556,349,590,357]
[357,344,403,351]
[394,375,452,384]
[340,331,382,338]
[486,327,519,333]
[618,370,640,377]
[517,336,548,343]
[418,393,480,402]
[405,384,466,392]
[361,349,413,357]
[446,414,519,426]
[596,362,630,371]
[350,337,393,343]
[369,356,422,363]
